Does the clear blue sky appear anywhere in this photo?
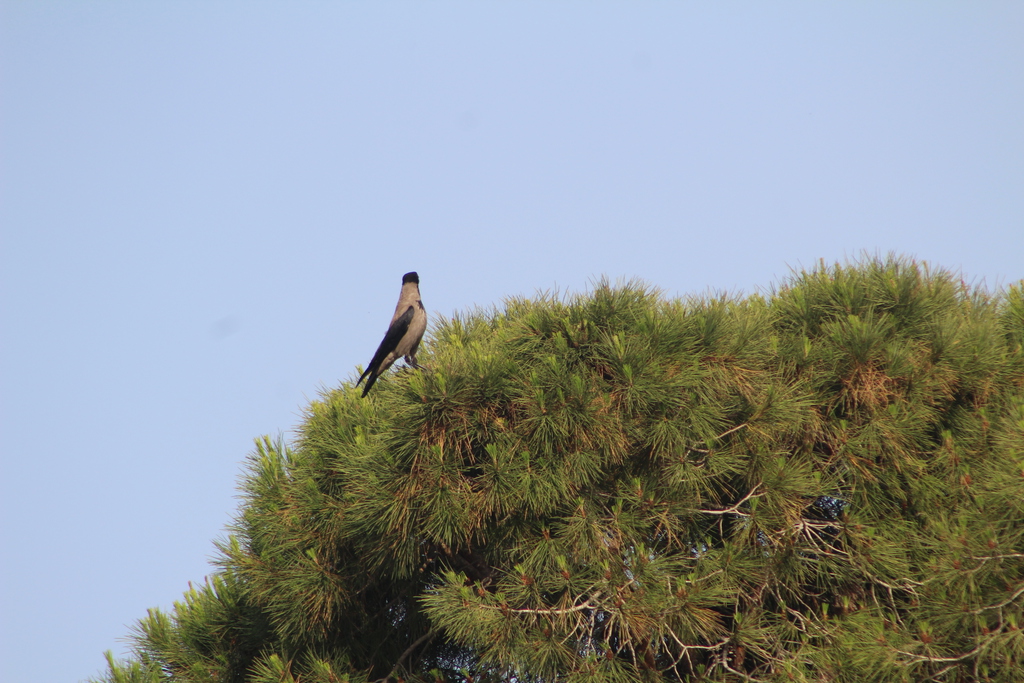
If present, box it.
[1,3,1021,681]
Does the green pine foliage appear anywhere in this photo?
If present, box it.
[96,256,1024,683]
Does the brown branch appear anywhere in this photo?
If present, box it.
[377,630,438,683]
[922,662,960,682]
[970,582,1024,614]
[717,651,770,682]
[482,591,603,615]
[895,642,983,664]
[691,485,763,516]
[667,632,731,653]
[687,424,749,454]
[971,553,1024,562]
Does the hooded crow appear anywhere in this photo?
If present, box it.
[356,272,427,397]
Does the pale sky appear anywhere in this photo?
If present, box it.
[1,3,1022,682]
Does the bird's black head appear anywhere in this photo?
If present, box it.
[402,272,419,284]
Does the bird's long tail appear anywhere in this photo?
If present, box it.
[358,369,379,397]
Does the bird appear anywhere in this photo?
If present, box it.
[356,271,427,397]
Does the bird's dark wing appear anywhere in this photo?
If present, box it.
[356,305,415,388]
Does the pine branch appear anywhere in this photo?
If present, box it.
[691,484,763,516]
[377,630,438,683]
[895,642,984,664]
[970,581,1024,614]
[686,423,749,454]
[480,592,604,615]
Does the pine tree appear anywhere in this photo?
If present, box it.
[96,256,1024,683]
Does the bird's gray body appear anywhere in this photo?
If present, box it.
[380,279,427,368]
[356,272,426,396]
